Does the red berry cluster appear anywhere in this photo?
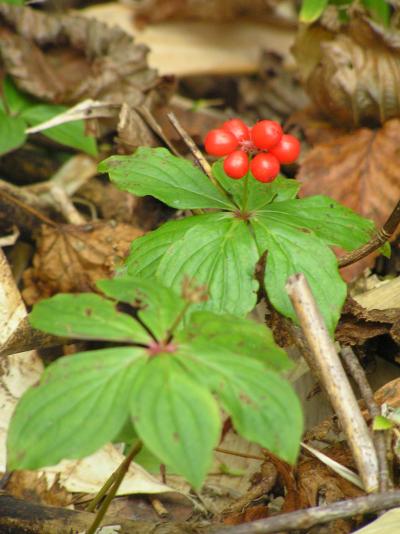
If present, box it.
[204,119,300,183]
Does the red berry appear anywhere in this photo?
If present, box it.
[204,129,238,157]
[270,134,300,164]
[222,118,250,142]
[223,150,249,179]
[250,153,280,183]
[251,120,283,150]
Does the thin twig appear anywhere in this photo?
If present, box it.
[339,198,400,268]
[213,490,400,534]
[285,273,379,493]
[166,111,235,206]
[86,441,142,534]
[215,447,265,462]
[0,188,58,228]
[340,345,392,492]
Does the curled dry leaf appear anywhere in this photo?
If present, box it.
[0,4,159,106]
[22,221,143,305]
[293,16,400,128]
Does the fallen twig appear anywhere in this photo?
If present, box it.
[285,273,379,493]
[214,491,400,533]
[338,198,400,268]
[340,345,392,492]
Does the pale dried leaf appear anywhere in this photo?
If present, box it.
[352,508,400,534]
[42,444,176,496]
[22,221,143,305]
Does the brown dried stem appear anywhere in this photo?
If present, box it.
[214,491,400,534]
[338,198,400,268]
[285,273,379,493]
[340,345,392,492]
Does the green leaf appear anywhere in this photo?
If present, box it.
[130,357,220,488]
[175,348,302,464]
[125,213,220,277]
[178,311,291,372]
[2,76,34,115]
[0,109,26,156]
[29,293,151,344]
[21,105,97,156]
[372,415,394,431]
[257,196,375,251]
[99,147,235,210]
[362,0,390,26]
[157,215,259,316]
[380,241,391,258]
[299,0,328,22]
[97,276,187,340]
[213,160,299,211]
[0,0,24,5]
[252,215,346,334]
[7,347,147,469]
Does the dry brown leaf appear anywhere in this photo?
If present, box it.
[22,221,143,305]
[131,0,292,24]
[293,16,400,128]
[297,119,400,279]
[5,471,71,508]
[0,4,160,107]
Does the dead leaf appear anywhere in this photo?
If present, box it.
[6,471,71,508]
[352,509,400,534]
[293,16,400,128]
[297,119,400,279]
[131,0,292,24]
[336,297,400,347]
[298,120,400,227]
[22,221,143,305]
[0,5,160,107]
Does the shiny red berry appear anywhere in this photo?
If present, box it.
[222,118,250,142]
[251,120,283,150]
[204,129,238,157]
[270,134,300,164]
[250,153,280,183]
[223,150,249,179]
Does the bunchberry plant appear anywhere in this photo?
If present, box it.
[99,119,377,334]
[7,277,302,489]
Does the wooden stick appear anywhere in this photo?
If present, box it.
[338,198,400,268]
[214,491,400,534]
[285,273,379,493]
[340,345,392,492]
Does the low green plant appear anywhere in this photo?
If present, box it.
[99,147,377,334]
[0,76,97,156]
[299,0,391,25]
[7,277,302,489]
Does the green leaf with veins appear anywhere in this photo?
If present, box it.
[251,215,346,334]
[257,195,375,251]
[130,357,220,489]
[29,293,151,344]
[178,311,291,372]
[212,160,299,211]
[174,347,302,464]
[99,147,235,210]
[97,276,187,340]
[157,215,259,316]
[0,109,26,155]
[7,348,147,470]
[21,104,97,156]
[125,213,222,278]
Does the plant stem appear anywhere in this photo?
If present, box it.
[86,440,142,534]
[166,300,192,342]
[167,111,239,208]
[241,172,250,213]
